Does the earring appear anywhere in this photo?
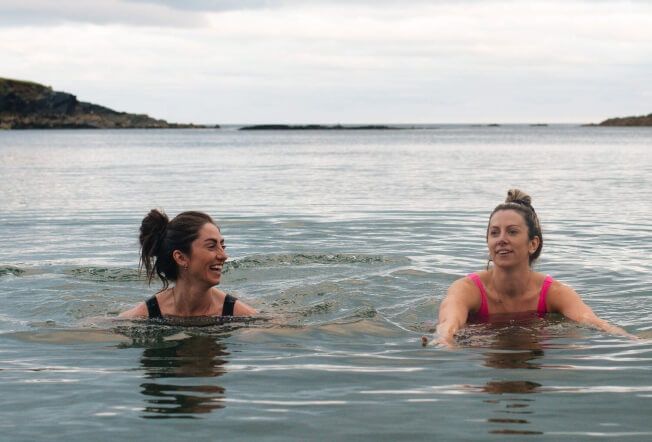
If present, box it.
[184,264,188,271]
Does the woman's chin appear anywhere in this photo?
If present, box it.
[204,276,222,287]
[203,273,222,286]
[492,257,520,268]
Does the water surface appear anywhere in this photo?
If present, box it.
[1,126,651,440]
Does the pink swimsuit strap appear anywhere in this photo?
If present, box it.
[468,273,489,317]
[537,275,553,316]
[467,273,554,317]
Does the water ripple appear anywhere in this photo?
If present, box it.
[228,363,424,373]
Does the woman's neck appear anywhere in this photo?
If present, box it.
[169,279,215,316]
[489,265,532,298]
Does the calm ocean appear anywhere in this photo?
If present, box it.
[1,125,651,440]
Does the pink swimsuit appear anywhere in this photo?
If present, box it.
[468,273,553,319]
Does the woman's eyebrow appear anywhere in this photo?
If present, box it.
[489,224,521,229]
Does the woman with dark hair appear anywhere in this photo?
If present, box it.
[120,209,256,319]
[425,189,635,346]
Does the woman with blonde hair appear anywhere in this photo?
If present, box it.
[426,189,635,346]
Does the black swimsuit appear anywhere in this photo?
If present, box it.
[145,294,237,319]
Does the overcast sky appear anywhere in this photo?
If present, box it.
[1,0,650,124]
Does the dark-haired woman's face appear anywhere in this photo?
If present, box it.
[187,223,228,286]
[487,210,538,268]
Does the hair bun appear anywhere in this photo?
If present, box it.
[505,189,532,206]
[140,209,169,253]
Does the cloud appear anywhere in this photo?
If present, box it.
[0,0,206,27]
[125,0,274,12]
[1,1,650,123]
[2,0,650,29]
[0,0,286,27]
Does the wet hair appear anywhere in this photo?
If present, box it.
[139,209,215,289]
[487,189,543,265]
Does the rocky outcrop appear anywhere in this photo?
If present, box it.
[598,113,652,127]
[239,124,397,130]
[0,78,211,129]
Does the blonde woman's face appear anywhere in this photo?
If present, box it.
[487,210,538,267]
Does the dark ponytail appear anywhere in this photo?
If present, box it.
[139,209,215,289]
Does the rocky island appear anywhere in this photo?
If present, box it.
[597,113,652,127]
[0,78,210,129]
[239,124,398,130]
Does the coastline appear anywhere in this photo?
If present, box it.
[0,77,212,129]
[2,78,650,129]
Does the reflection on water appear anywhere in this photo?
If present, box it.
[476,319,549,436]
[138,335,228,419]
[481,320,548,370]
[484,350,544,370]
[482,381,543,435]
[483,380,542,394]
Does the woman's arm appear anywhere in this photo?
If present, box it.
[423,277,479,346]
[549,282,637,339]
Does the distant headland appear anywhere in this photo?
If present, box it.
[0,78,212,129]
[595,113,652,127]
[239,124,398,130]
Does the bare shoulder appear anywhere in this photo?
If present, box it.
[211,287,228,303]
[211,288,257,316]
[444,274,482,310]
[448,274,477,295]
[546,277,584,312]
[548,277,580,298]
[436,274,481,337]
[118,302,149,319]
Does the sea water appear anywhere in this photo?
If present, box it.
[0,125,651,440]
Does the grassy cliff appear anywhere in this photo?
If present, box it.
[598,113,652,127]
[0,78,207,129]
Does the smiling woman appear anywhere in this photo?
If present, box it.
[424,189,636,346]
[119,209,257,319]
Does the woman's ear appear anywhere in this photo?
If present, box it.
[529,236,540,255]
[172,250,189,269]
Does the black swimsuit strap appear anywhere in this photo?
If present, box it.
[146,293,237,318]
[222,294,237,317]
[145,295,163,319]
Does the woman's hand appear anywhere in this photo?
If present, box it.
[421,322,458,347]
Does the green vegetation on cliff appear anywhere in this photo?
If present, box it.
[598,113,652,127]
[0,78,210,129]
